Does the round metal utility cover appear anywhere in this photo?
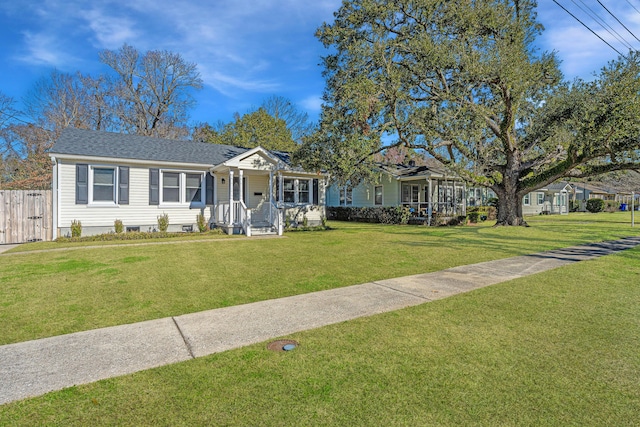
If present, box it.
[267,339,299,352]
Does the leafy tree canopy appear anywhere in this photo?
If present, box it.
[195,107,298,152]
[296,0,640,225]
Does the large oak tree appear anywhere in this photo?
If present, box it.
[297,0,640,225]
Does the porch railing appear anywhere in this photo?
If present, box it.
[233,201,250,236]
[269,202,283,235]
[215,201,282,236]
[215,202,230,225]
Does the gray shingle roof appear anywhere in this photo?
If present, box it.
[379,157,453,178]
[50,128,250,166]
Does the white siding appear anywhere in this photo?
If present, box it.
[327,176,399,207]
[58,159,211,235]
[237,153,275,171]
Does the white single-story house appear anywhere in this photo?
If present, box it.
[326,160,466,224]
[49,128,327,238]
[521,182,572,215]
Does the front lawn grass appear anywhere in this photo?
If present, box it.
[2,245,638,425]
[1,212,639,345]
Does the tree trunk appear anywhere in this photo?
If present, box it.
[494,165,528,226]
[495,191,528,226]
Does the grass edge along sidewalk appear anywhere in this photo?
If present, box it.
[1,236,639,407]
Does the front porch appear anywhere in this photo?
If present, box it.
[400,178,466,225]
[209,147,326,236]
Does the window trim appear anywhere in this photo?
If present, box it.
[159,169,205,207]
[537,193,544,205]
[523,193,531,206]
[374,185,383,205]
[339,185,353,206]
[88,165,117,206]
[282,177,313,205]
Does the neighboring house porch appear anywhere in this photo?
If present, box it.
[327,161,466,225]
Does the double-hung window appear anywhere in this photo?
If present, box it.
[162,172,180,203]
[283,179,296,203]
[282,178,311,204]
[160,171,204,205]
[537,193,544,205]
[76,164,128,206]
[374,185,383,205]
[523,193,531,206]
[339,186,353,206]
[92,167,115,202]
[298,180,310,203]
[185,173,202,203]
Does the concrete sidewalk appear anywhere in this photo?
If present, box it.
[1,237,639,405]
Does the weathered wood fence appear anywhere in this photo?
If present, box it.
[0,190,53,244]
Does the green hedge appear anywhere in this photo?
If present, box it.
[586,199,605,213]
[326,206,411,225]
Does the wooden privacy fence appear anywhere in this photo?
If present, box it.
[0,190,53,244]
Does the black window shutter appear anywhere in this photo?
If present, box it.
[149,168,159,205]
[118,166,129,205]
[206,173,214,205]
[76,164,88,204]
[275,178,280,202]
[313,179,319,205]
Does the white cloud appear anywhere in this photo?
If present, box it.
[81,8,139,49]
[18,31,76,67]
[300,95,323,112]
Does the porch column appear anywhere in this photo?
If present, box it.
[452,177,457,216]
[269,171,273,224]
[463,182,467,216]
[428,178,433,226]
[278,172,284,205]
[228,169,234,226]
[239,169,244,205]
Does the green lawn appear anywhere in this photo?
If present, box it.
[1,235,638,425]
[1,212,639,345]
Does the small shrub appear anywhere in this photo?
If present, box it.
[157,213,170,232]
[55,228,224,243]
[569,200,581,212]
[605,201,618,213]
[467,212,480,223]
[302,216,309,227]
[447,215,467,226]
[114,219,124,234]
[196,214,209,233]
[586,199,605,213]
[70,220,82,238]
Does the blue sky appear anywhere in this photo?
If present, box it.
[1,0,639,127]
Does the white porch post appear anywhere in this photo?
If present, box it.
[463,182,467,216]
[428,178,433,226]
[239,169,244,205]
[278,172,284,205]
[229,169,234,225]
[269,171,273,224]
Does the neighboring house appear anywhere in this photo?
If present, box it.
[326,159,466,225]
[49,128,327,238]
[521,182,572,215]
[467,187,496,207]
[571,182,638,210]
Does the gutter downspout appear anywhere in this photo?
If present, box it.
[51,157,58,240]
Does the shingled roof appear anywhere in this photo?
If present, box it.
[50,128,250,166]
[378,157,453,178]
